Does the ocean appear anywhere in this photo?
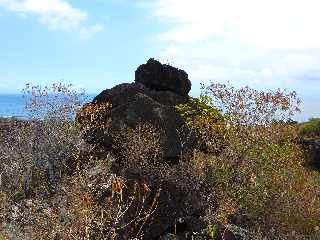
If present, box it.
[0,93,317,122]
[0,94,96,119]
[0,94,28,118]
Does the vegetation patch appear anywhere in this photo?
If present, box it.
[1,61,320,239]
[300,118,320,138]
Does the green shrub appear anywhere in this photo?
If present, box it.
[178,82,320,238]
[300,118,320,136]
[176,95,228,153]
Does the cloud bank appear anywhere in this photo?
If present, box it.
[0,0,103,38]
[146,0,320,89]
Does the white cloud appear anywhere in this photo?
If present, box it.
[152,0,320,49]
[0,0,103,37]
[79,24,104,40]
[145,0,320,88]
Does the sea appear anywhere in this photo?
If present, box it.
[0,93,317,122]
[0,94,96,119]
[0,94,28,118]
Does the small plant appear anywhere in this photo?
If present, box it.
[113,122,164,170]
[23,82,86,120]
[205,223,217,239]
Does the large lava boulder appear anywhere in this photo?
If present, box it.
[77,59,194,159]
[135,58,191,96]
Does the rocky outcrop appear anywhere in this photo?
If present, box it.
[76,59,203,239]
[78,59,195,159]
[135,58,191,97]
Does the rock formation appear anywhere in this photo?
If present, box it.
[75,59,205,238]
[135,58,191,96]
[78,58,194,159]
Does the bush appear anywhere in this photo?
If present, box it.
[0,83,89,237]
[113,122,164,170]
[0,83,85,197]
[300,118,320,137]
[176,95,227,153]
[176,82,320,238]
[0,83,163,239]
[26,157,160,239]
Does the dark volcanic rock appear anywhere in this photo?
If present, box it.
[78,59,196,159]
[88,83,191,159]
[93,82,188,107]
[135,58,191,96]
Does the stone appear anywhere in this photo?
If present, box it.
[135,58,191,96]
[77,82,195,159]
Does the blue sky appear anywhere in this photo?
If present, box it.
[0,0,319,121]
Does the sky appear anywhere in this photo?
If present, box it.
[0,0,319,121]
